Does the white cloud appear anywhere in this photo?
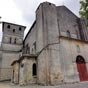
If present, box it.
[0,0,27,41]
[0,0,24,24]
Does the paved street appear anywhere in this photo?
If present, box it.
[0,81,88,88]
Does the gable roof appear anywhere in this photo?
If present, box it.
[56,5,78,18]
[2,21,26,28]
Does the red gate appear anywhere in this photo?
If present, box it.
[76,56,88,81]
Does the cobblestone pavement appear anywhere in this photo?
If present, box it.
[0,81,88,88]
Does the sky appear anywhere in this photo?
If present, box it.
[0,0,81,42]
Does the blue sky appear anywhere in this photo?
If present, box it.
[0,0,81,41]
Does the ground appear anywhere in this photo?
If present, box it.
[0,81,88,88]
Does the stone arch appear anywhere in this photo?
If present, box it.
[76,55,88,81]
[76,55,85,63]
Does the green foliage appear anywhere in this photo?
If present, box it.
[79,0,88,19]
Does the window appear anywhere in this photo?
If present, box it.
[14,38,16,44]
[32,48,33,54]
[49,3,51,5]
[19,27,22,31]
[66,30,71,37]
[33,42,36,53]
[28,46,30,54]
[76,30,79,39]
[13,29,15,33]
[21,64,24,68]
[7,25,10,29]
[25,43,30,54]
[23,46,26,54]
[10,37,12,44]
[32,63,37,76]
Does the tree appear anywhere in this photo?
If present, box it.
[79,0,88,20]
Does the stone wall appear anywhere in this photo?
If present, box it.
[59,37,88,83]
[57,6,80,39]
[0,68,12,81]
[11,62,19,84]
[36,2,63,85]
[24,22,37,54]
[19,57,37,85]
[0,53,19,80]
[22,1,88,86]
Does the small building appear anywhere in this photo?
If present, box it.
[11,54,37,85]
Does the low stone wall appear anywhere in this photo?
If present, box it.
[0,68,12,81]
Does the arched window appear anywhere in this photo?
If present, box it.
[10,37,12,44]
[14,38,16,44]
[25,43,29,54]
[7,25,10,29]
[33,42,36,53]
[19,27,22,31]
[32,63,37,76]
[13,29,15,33]
[76,30,79,39]
[66,30,71,37]
[21,64,24,68]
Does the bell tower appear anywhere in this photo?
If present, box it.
[1,22,26,51]
[0,22,26,81]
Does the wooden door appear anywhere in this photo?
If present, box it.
[77,63,88,81]
[76,56,88,81]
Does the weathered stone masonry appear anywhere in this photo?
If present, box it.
[0,1,88,86]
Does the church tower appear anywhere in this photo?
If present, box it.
[0,22,26,81]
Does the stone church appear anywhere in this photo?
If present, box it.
[0,1,88,86]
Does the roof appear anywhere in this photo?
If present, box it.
[11,54,37,66]
[2,21,26,28]
[18,54,37,62]
[56,5,78,18]
[23,20,36,43]
[23,2,81,44]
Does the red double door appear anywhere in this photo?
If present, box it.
[77,63,88,81]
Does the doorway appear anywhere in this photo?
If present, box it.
[76,56,88,81]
